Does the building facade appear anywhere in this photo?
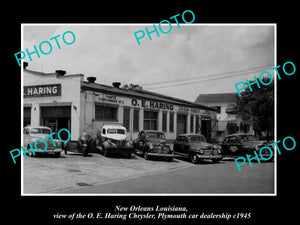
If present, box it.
[195,93,254,142]
[23,68,217,142]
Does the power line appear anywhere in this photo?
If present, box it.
[145,65,274,90]
[141,64,274,88]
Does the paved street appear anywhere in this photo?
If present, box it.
[23,152,274,194]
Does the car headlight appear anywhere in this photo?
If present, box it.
[55,140,62,148]
[149,144,153,149]
[199,149,204,154]
[169,144,174,151]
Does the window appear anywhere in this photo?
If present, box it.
[95,105,118,121]
[123,107,130,131]
[133,109,139,132]
[190,115,194,133]
[107,129,126,134]
[146,132,165,140]
[169,112,174,132]
[162,112,167,132]
[31,128,51,134]
[188,135,206,142]
[176,136,182,141]
[195,115,200,133]
[144,110,158,130]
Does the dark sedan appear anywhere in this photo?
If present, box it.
[134,130,174,161]
[173,134,223,164]
[220,133,273,160]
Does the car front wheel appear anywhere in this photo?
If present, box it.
[144,152,149,160]
[190,153,199,164]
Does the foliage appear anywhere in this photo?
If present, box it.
[234,76,274,138]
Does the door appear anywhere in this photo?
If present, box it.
[181,136,190,156]
[174,136,184,154]
[227,136,241,156]
[176,114,187,136]
[201,118,211,142]
[221,137,230,155]
[41,106,71,139]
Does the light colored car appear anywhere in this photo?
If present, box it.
[23,125,62,157]
[95,124,134,158]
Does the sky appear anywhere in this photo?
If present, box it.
[23,24,275,102]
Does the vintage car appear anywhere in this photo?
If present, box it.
[95,124,135,158]
[23,125,62,157]
[64,131,93,157]
[220,133,273,160]
[134,130,174,161]
[173,134,223,164]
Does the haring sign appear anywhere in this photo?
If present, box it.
[23,84,61,98]
[131,98,174,111]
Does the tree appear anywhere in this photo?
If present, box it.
[234,76,274,139]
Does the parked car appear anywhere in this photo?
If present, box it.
[220,133,273,160]
[134,130,174,161]
[23,125,62,157]
[95,124,135,158]
[173,134,222,164]
[64,131,94,156]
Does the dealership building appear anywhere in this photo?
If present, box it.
[23,66,217,142]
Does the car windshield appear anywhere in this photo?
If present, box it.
[188,135,206,142]
[240,135,259,142]
[30,128,51,135]
[146,132,165,140]
[107,128,126,134]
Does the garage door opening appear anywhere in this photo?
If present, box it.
[41,106,71,139]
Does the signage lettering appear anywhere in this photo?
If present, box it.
[23,84,61,97]
[132,98,174,111]
[96,94,125,104]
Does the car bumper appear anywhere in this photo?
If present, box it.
[148,152,174,157]
[34,148,62,153]
[196,154,223,160]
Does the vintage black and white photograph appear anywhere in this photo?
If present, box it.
[21,24,276,195]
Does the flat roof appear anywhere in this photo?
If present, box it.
[81,81,216,111]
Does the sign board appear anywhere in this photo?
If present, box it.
[131,98,174,111]
[23,84,61,98]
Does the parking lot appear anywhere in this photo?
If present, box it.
[23,152,274,194]
[23,152,193,194]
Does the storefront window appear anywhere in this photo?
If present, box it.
[23,107,31,127]
[123,107,130,131]
[95,104,118,121]
[144,110,158,130]
[190,115,194,133]
[162,111,167,132]
[169,112,174,132]
[133,109,139,132]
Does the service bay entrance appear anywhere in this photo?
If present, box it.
[41,106,71,140]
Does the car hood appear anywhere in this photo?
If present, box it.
[241,140,266,147]
[189,142,213,148]
[106,134,126,141]
[28,134,60,142]
[30,134,49,138]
